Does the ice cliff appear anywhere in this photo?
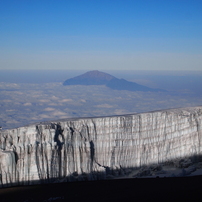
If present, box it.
[0,106,202,187]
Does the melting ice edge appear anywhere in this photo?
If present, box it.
[0,106,202,187]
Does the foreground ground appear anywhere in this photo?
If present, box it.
[0,176,201,202]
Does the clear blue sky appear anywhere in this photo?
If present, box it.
[0,0,202,71]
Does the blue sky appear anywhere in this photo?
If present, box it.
[0,0,202,71]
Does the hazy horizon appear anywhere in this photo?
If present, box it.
[1,69,202,130]
[1,69,202,92]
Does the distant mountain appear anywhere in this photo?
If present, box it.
[63,70,166,92]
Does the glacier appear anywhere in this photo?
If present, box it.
[0,106,202,187]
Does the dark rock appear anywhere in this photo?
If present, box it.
[63,70,166,92]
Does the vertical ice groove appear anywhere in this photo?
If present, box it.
[0,107,202,186]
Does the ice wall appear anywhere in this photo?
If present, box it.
[0,107,202,186]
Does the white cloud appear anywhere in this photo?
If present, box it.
[51,96,59,100]
[6,120,20,124]
[96,104,114,108]
[43,107,55,111]
[48,103,58,106]
[39,114,51,119]
[60,99,73,102]
[39,99,50,103]
[50,110,67,116]
[114,109,130,115]
[23,102,32,106]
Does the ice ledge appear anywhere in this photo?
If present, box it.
[0,106,202,187]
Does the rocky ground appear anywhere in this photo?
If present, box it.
[0,175,201,202]
[121,157,202,179]
[1,157,202,202]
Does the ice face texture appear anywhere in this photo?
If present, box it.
[0,107,202,186]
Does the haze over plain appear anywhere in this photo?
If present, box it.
[0,1,202,129]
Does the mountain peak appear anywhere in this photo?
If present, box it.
[63,70,115,86]
[79,70,115,81]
